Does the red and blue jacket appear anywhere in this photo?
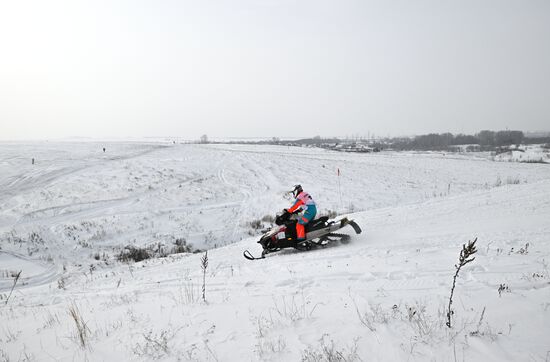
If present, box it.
[288,191,317,222]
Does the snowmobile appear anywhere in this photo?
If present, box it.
[243,209,362,260]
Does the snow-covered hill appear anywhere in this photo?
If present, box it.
[1,142,549,361]
[493,144,550,164]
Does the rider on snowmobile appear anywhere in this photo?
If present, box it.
[286,185,317,241]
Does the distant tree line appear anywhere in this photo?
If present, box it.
[217,130,550,152]
[390,130,535,151]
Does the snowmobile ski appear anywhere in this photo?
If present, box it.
[243,249,266,260]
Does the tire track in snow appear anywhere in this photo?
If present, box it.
[0,144,168,204]
[215,163,252,243]
[220,150,287,243]
[13,173,206,226]
[0,250,61,292]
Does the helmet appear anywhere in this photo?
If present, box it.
[292,184,303,198]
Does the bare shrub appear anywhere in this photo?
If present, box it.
[249,219,262,230]
[352,300,389,332]
[173,242,191,255]
[5,271,21,305]
[0,269,19,278]
[536,258,549,279]
[253,314,275,339]
[68,304,91,348]
[325,209,338,219]
[118,238,195,263]
[261,214,275,223]
[469,307,500,341]
[201,251,208,303]
[353,299,442,342]
[251,313,287,357]
[77,240,92,248]
[132,329,174,359]
[29,232,44,244]
[173,281,200,305]
[117,246,151,263]
[5,230,23,245]
[256,335,287,358]
[517,242,529,255]
[272,293,319,323]
[172,238,192,254]
[495,175,522,186]
[405,303,440,338]
[446,238,477,328]
[498,284,510,296]
[2,327,20,343]
[469,306,486,337]
[301,334,360,362]
[57,277,66,290]
[41,310,61,331]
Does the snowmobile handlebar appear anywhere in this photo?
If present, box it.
[283,208,300,215]
[276,209,299,225]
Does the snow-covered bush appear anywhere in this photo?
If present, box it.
[249,219,262,230]
[301,335,360,362]
[117,238,196,263]
[132,329,174,359]
[117,246,151,263]
[167,238,193,255]
[29,231,44,244]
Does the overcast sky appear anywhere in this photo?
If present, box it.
[1,0,549,140]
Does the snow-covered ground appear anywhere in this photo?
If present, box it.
[493,144,550,164]
[1,142,549,361]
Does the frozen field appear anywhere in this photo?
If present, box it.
[0,141,549,361]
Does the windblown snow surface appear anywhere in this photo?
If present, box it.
[1,142,549,361]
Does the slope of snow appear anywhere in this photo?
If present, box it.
[493,145,550,164]
[1,142,549,361]
[2,142,548,255]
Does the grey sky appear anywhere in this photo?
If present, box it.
[1,0,549,140]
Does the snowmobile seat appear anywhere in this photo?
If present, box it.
[306,216,329,231]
